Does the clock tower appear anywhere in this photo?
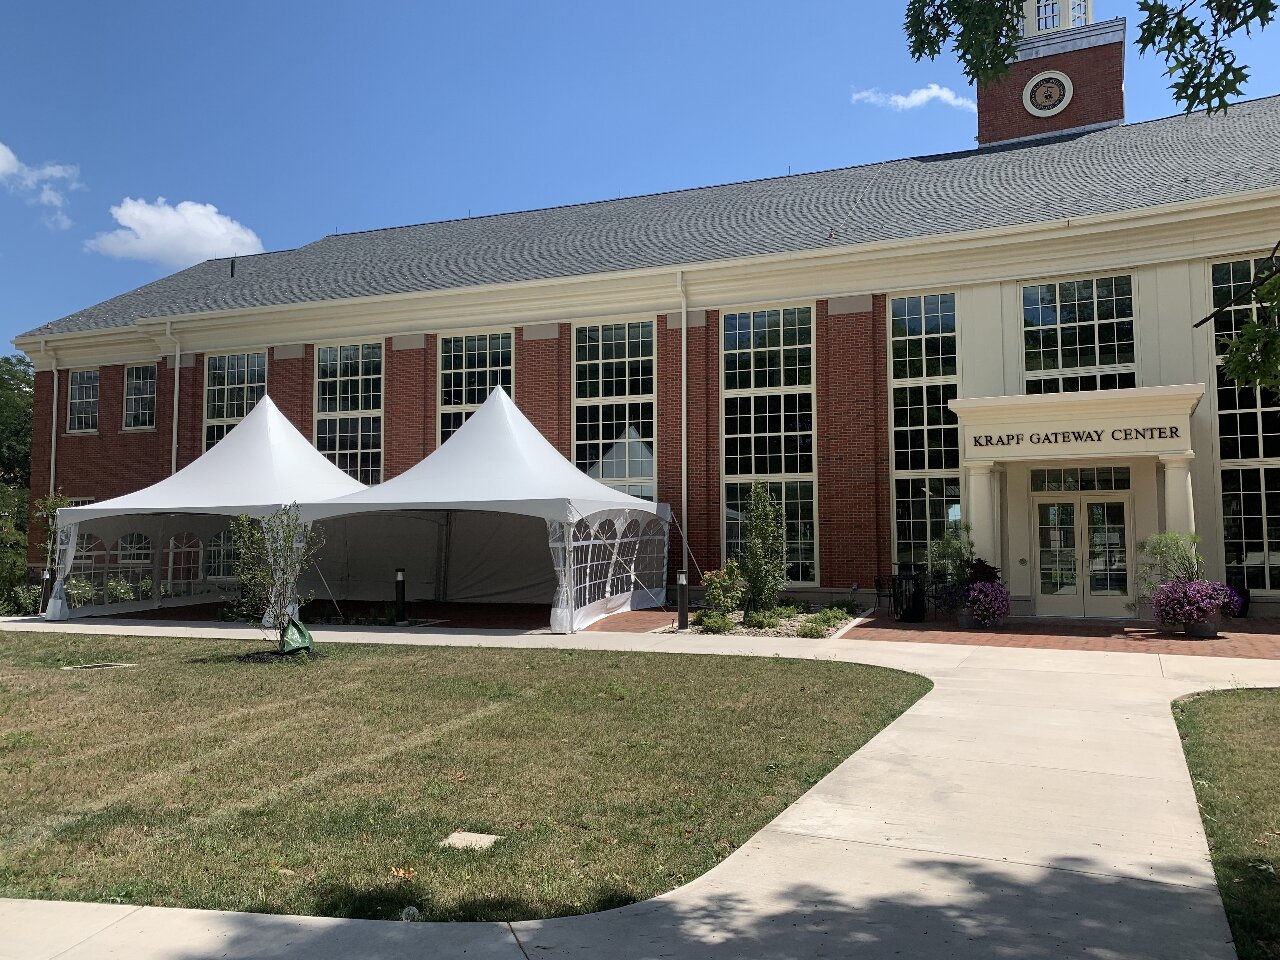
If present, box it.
[977,2,1126,146]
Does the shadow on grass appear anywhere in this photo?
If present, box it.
[159,854,1237,960]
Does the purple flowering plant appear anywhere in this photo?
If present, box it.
[966,580,1011,628]
[1149,579,1241,627]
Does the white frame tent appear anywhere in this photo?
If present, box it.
[304,387,670,633]
[45,396,367,620]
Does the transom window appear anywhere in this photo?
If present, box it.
[67,369,99,433]
[891,293,956,379]
[204,352,266,450]
[123,364,157,429]
[317,342,383,484]
[574,322,655,500]
[722,305,817,583]
[1023,275,1135,394]
[725,480,816,584]
[1031,467,1131,492]
[722,307,812,390]
[439,332,512,442]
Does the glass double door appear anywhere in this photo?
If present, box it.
[1034,496,1132,618]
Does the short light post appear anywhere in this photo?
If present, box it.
[677,570,689,630]
[394,567,407,626]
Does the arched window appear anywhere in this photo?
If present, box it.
[205,530,238,580]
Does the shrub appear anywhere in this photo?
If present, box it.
[1136,532,1204,606]
[1151,580,1241,627]
[811,606,850,629]
[825,598,861,617]
[8,583,42,616]
[105,575,137,604]
[967,581,1011,627]
[694,610,734,634]
[796,619,828,639]
[737,481,786,613]
[742,609,781,630]
[63,575,96,608]
[774,602,805,619]
[702,560,745,614]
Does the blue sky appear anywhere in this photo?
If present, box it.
[2,1,1277,347]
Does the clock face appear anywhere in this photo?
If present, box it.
[1023,71,1074,117]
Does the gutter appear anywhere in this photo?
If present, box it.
[165,321,181,474]
[42,339,57,494]
[676,271,689,578]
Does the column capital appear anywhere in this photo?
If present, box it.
[967,460,997,475]
[1158,452,1196,466]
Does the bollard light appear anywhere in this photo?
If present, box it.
[677,569,689,630]
[394,567,407,626]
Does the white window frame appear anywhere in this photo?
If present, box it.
[1209,253,1280,595]
[1022,0,1089,35]
[719,302,820,586]
[66,368,100,434]
[888,290,963,571]
[314,339,385,485]
[571,317,657,500]
[1019,271,1140,395]
[122,363,158,431]
[203,351,268,450]
[437,327,515,445]
[204,530,238,581]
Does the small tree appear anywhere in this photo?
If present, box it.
[702,559,746,614]
[230,504,324,648]
[738,481,786,614]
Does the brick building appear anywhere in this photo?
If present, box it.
[15,2,1280,617]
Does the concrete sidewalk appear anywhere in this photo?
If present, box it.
[3,619,1279,959]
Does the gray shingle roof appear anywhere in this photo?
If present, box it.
[21,96,1280,339]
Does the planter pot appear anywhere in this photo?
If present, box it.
[1183,617,1220,639]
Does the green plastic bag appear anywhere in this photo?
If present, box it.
[280,616,314,653]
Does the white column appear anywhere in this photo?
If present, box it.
[1160,454,1196,535]
[967,462,998,562]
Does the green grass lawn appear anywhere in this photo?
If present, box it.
[0,631,930,922]
[1175,688,1280,960]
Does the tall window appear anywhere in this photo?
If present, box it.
[722,306,817,584]
[439,332,512,442]
[67,369,99,433]
[1022,274,1136,394]
[123,364,157,429]
[1214,257,1280,591]
[204,352,266,449]
[890,293,961,569]
[316,342,383,484]
[573,322,655,499]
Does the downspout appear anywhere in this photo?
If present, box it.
[44,340,58,494]
[165,321,181,475]
[676,271,689,577]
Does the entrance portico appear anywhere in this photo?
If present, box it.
[950,385,1204,618]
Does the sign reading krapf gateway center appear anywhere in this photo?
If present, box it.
[948,386,1204,465]
[971,424,1183,451]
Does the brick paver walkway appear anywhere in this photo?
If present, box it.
[849,613,1280,660]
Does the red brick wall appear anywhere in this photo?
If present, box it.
[977,41,1124,145]
[657,312,722,580]
[27,360,176,561]
[515,324,572,458]
[176,354,204,469]
[815,297,892,588]
[384,335,437,478]
[268,346,314,439]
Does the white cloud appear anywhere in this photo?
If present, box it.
[0,139,83,229]
[86,196,265,268]
[851,83,977,113]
